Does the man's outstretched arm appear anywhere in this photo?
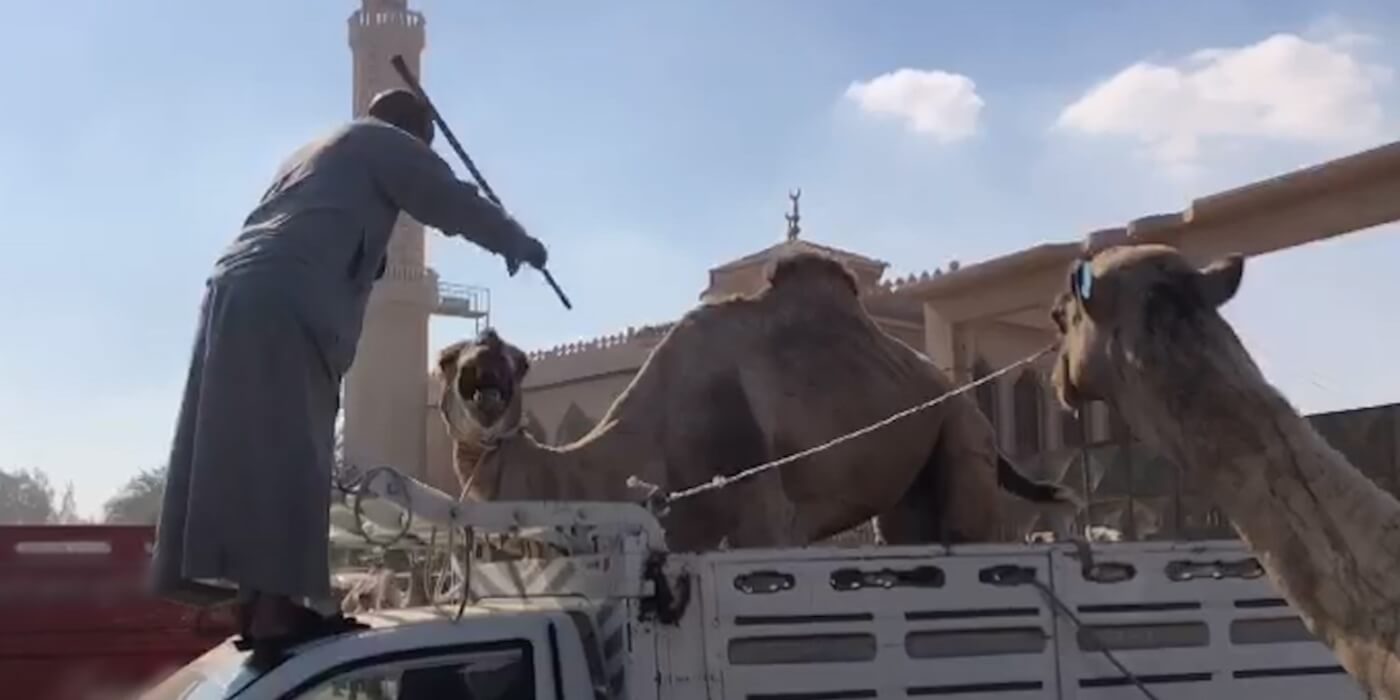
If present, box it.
[367,126,544,267]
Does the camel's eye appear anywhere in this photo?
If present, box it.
[1072,261,1095,303]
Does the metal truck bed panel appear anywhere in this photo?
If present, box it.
[678,540,1365,700]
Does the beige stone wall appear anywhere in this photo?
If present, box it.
[881,322,924,352]
[523,375,636,445]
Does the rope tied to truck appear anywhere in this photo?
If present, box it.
[983,564,1162,700]
[627,341,1059,512]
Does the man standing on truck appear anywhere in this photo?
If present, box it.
[151,88,548,654]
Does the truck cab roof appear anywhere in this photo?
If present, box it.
[142,601,583,700]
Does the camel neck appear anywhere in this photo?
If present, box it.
[1127,328,1300,497]
[1120,321,1400,690]
[452,438,493,498]
[490,422,649,503]
[1123,321,1379,518]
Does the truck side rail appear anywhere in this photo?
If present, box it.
[697,540,1364,699]
[346,465,669,549]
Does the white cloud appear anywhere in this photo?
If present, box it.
[1056,32,1392,169]
[845,68,984,143]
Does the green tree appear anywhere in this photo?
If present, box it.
[0,468,56,524]
[103,466,167,525]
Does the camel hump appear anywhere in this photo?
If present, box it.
[765,252,860,297]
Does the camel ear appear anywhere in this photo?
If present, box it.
[509,347,531,381]
[1195,254,1244,309]
[436,341,467,380]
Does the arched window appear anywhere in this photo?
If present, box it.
[1109,404,1132,443]
[523,411,547,443]
[1013,371,1043,456]
[1060,408,1082,449]
[972,358,998,431]
[554,402,595,446]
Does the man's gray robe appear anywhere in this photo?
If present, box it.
[152,117,522,606]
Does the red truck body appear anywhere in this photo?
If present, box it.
[0,525,237,699]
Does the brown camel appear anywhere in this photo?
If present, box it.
[436,252,1078,552]
[1049,242,1400,698]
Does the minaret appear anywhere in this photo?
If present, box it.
[342,0,438,478]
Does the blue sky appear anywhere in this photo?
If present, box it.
[2,1,1398,516]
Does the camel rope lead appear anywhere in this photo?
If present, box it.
[629,343,1059,510]
[1027,577,1162,700]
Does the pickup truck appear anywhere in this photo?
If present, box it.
[141,469,1368,700]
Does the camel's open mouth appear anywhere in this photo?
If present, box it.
[459,365,514,423]
[437,330,530,443]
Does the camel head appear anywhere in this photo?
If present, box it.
[436,328,531,445]
[1049,243,1244,410]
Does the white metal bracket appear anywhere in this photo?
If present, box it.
[349,465,670,549]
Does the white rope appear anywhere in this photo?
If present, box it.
[1027,577,1162,700]
[633,343,1058,508]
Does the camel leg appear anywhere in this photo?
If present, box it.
[875,447,948,546]
[662,369,784,551]
[659,496,727,552]
[932,405,1006,541]
[879,405,1003,544]
[727,474,802,548]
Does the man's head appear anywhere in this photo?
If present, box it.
[367,88,435,144]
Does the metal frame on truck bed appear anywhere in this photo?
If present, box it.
[144,467,1367,700]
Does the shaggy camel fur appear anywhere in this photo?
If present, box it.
[436,252,1078,552]
[1050,242,1400,699]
